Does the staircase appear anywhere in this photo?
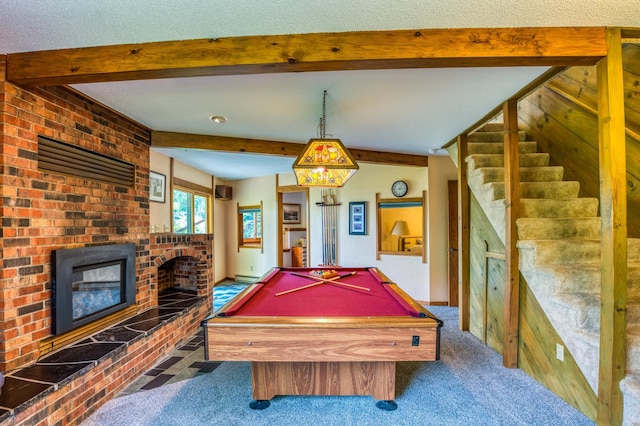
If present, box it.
[448,123,640,424]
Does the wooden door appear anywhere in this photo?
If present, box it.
[448,180,459,307]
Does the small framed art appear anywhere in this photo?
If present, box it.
[283,203,301,224]
[149,171,166,203]
[349,201,366,235]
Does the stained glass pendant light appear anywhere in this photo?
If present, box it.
[292,90,358,187]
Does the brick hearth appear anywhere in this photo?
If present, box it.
[0,288,208,425]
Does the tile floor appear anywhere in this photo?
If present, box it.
[117,329,218,396]
[118,282,248,396]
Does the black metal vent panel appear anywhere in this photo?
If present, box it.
[38,136,135,186]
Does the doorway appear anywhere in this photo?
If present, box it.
[448,180,459,307]
[277,185,310,267]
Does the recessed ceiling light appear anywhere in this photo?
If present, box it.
[210,115,227,124]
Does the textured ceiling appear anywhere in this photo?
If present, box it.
[2,1,640,179]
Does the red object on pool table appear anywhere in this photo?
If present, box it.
[202,266,442,410]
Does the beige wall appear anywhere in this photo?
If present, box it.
[427,156,458,302]
[151,151,458,304]
[149,150,172,231]
[224,175,278,279]
[149,150,222,282]
[149,150,214,233]
[213,177,230,283]
[308,163,431,300]
[280,163,436,302]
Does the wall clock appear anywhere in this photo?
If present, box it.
[391,180,408,197]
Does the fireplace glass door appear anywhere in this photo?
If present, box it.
[72,261,124,321]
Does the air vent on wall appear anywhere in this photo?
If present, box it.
[38,136,135,186]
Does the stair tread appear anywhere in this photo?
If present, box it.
[467,141,538,154]
[471,166,565,184]
[469,165,562,171]
[517,217,600,223]
[466,153,550,168]
[477,122,506,132]
[517,217,601,239]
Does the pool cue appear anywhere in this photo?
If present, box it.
[327,191,331,264]
[289,271,369,292]
[320,190,325,264]
[275,280,324,296]
[276,271,353,296]
[331,196,336,264]
[330,190,335,264]
[321,190,325,264]
[325,192,330,264]
[326,191,330,264]
[327,195,332,265]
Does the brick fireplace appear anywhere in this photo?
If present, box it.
[0,58,213,423]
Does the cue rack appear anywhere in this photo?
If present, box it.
[316,189,340,266]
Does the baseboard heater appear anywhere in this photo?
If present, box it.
[234,274,259,283]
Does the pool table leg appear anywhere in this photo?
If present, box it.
[250,361,397,408]
[249,399,270,410]
[376,400,398,411]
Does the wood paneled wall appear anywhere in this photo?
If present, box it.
[518,43,640,237]
[519,283,597,420]
[469,193,596,419]
[469,194,505,353]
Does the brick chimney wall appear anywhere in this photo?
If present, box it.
[0,57,154,372]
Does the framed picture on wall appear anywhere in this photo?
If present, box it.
[149,171,166,203]
[283,203,301,224]
[349,201,366,235]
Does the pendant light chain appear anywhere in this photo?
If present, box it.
[320,90,327,139]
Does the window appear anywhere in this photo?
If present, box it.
[376,191,426,263]
[173,188,210,234]
[238,202,263,252]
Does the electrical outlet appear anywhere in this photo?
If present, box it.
[556,343,564,362]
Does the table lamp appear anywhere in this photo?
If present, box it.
[390,220,410,251]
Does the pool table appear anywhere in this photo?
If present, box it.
[202,266,442,410]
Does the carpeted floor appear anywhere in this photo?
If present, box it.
[82,306,594,425]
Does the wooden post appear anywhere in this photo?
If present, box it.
[503,98,520,369]
[596,27,627,426]
[457,134,470,331]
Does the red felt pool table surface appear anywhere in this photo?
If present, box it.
[218,267,422,318]
[203,266,442,409]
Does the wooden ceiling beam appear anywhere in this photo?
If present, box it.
[7,27,607,86]
[151,131,428,167]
